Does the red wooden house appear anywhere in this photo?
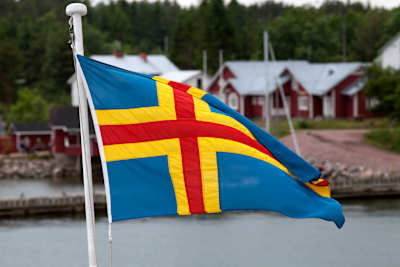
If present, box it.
[208,60,307,117]
[280,63,374,119]
[208,61,374,119]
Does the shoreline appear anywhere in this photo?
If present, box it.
[1,190,400,219]
[1,155,400,218]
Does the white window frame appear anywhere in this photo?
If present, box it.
[228,93,239,110]
[258,96,265,105]
[292,79,299,91]
[366,97,379,109]
[298,95,308,111]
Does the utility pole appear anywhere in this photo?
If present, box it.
[164,36,168,56]
[218,49,224,101]
[202,50,207,91]
[269,42,301,155]
[342,24,347,62]
[219,49,223,72]
[263,31,271,132]
[307,45,312,61]
[342,0,349,62]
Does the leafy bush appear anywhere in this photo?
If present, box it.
[297,119,311,129]
[365,65,400,120]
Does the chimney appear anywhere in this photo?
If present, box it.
[113,49,124,58]
[139,52,147,62]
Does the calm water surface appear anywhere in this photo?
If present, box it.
[1,179,400,267]
[0,179,104,197]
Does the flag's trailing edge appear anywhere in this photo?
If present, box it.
[77,55,345,228]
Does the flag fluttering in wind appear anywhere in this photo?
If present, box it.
[78,55,345,228]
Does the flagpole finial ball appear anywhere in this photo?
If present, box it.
[66,3,87,16]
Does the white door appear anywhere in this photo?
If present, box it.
[323,95,333,117]
[353,94,358,117]
[285,96,291,114]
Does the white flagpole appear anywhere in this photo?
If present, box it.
[66,3,98,267]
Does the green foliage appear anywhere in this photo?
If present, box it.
[364,64,400,120]
[298,120,311,129]
[351,10,386,61]
[7,88,49,123]
[253,118,391,138]
[203,0,235,71]
[0,39,22,104]
[1,0,399,109]
[384,7,400,39]
[170,10,200,69]
[365,127,400,154]
[294,118,392,130]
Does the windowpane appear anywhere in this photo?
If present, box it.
[228,94,238,109]
[298,96,308,111]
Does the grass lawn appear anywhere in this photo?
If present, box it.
[365,127,400,154]
[252,117,393,138]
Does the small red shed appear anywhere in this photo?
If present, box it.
[10,122,52,152]
[49,106,99,157]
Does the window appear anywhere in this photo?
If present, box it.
[258,96,265,105]
[252,97,257,105]
[228,93,239,110]
[197,78,202,89]
[298,96,308,111]
[366,97,379,109]
[291,79,299,91]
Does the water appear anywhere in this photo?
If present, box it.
[1,179,400,267]
[0,179,104,198]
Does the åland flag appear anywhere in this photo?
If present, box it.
[77,55,345,228]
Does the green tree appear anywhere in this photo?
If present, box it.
[170,11,201,69]
[228,0,260,60]
[7,88,49,123]
[2,0,400,113]
[351,10,387,61]
[384,7,400,39]
[365,65,400,120]
[202,0,234,72]
[267,8,342,61]
[84,23,112,55]
[0,40,22,104]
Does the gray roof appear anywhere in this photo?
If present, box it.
[68,54,180,85]
[90,54,179,75]
[11,123,51,133]
[342,76,368,96]
[160,70,201,83]
[49,106,94,134]
[210,60,308,95]
[210,60,363,96]
[288,62,364,95]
